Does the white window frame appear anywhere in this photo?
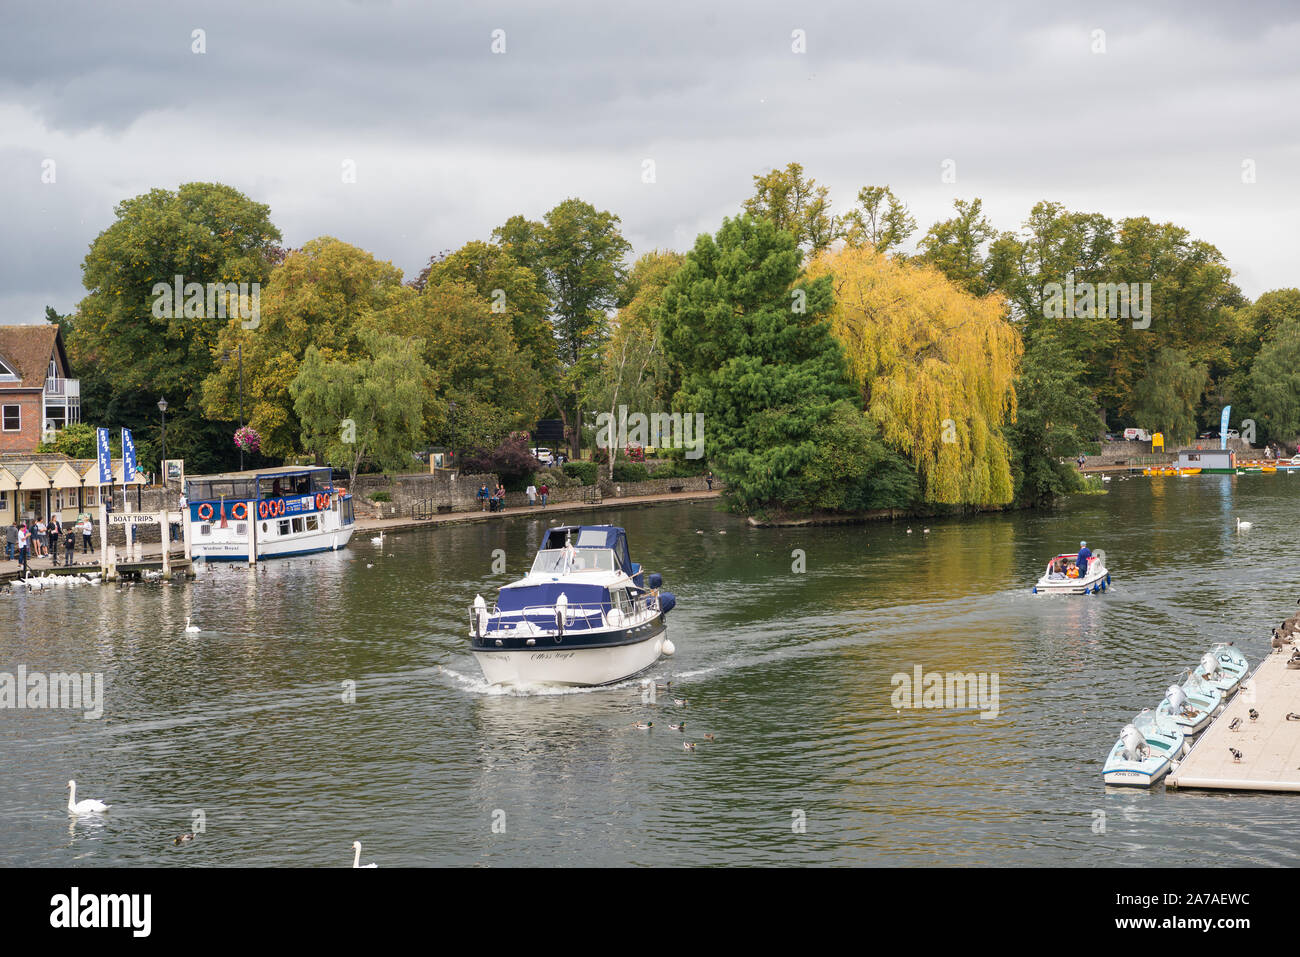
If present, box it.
[1,404,19,432]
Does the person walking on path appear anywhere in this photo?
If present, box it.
[539,483,549,507]
[48,516,60,565]
[4,521,15,562]
[526,483,537,507]
[81,516,93,554]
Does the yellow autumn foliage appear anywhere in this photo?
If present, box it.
[804,246,1022,506]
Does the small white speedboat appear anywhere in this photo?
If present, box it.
[1194,650,1242,696]
[1155,680,1220,737]
[1102,709,1184,786]
[1207,643,1249,683]
[1033,553,1110,595]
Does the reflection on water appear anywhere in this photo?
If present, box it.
[3,473,1300,866]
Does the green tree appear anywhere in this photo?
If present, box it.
[1006,338,1100,506]
[492,199,631,453]
[290,330,430,482]
[659,214,887,514]
[1244,318,1300,445]
[203,237,413,460]
[842,186,916,254]
[917,198,998,297]
[742,162,838,253]
[73,182,281,473]
[1131,347,1209,444]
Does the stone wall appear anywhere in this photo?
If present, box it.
[349,469,722,518]
[1081,439,1255,466]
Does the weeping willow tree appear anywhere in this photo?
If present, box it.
[804,246,1022,506]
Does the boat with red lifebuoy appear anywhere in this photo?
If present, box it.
[183,466,355,561]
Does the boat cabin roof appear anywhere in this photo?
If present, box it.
[188,466,333,482]
[539,525,634,574]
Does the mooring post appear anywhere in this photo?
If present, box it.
[160,508,171,580]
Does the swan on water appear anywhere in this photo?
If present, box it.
[352,840,378,868]
[1236,518,1253,530]
[370,531,384,546]
[185,617,200,633]
[67,780,110,814]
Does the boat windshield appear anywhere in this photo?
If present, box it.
[530,548,617,575]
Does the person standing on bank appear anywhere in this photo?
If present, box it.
[81,516,93,553]
[64,524,76,566]
[706,471,714,491]
[526,483,537,507]
[539,482,549,507]
[4,521,15,562]
[17,522,29,573]
[48,515,60,564]
[478,484,490,512]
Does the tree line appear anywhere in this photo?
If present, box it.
[49,168,1300,515]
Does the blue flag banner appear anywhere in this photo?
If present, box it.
[1220,406,1231,451]
[96,427,112,485]
[122,428,137,484]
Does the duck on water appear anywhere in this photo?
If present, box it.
[468,525,677,687]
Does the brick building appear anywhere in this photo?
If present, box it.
[0,323,80,453]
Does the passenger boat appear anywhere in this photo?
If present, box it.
[1102,708,1186,786]
[469,525,677,686]
[1032,552,1110,594]
[184,466,355,561]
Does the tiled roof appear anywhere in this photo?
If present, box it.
[0,324,60,389]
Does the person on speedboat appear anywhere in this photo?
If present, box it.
[1076,541,1093,577]
[1048,558,1067,580]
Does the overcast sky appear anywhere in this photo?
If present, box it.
[1,0,1297,322]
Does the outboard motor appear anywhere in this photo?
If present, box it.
[1167,683,1190,715]
[1200,652,1220,679]
[473,594,488,638]
[1120,723,1148,761]
[555,592,567,636]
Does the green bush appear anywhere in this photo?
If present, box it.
[535,467,578,489]
[612,463,651,482]
[370,491,392,502]
[563,461,599,485]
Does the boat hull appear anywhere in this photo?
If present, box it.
[191,526,354,562]
[472,624,667,687]
[1035,565,1110,594]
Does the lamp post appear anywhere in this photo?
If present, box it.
[158,397,168,486]
[447,400,457,468]
[223,346,245,470]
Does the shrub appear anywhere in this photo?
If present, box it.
[535,467,578,489]
[370,491,392,502]
[462,433,542,487]
[612,463,650,482]
[563,461,599,485]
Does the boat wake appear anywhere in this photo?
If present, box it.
[438,666,645,698]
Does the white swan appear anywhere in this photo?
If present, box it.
[185,617,200,633]
[370,531,384,547]
[67,780,110,814]
[1237,518,1253,530]
[352,840,378,868]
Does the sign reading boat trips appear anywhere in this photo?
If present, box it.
[108,513,158,525]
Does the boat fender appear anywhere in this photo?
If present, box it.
[647,572,662,589]
[473,595,487,637]
[659,591,677,614]
[1031,586,1038,594]
[555,592,568,639]
[661,638,676,657]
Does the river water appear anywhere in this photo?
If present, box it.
[4,474,1300,867]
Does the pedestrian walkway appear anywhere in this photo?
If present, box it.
[357,488,723,535]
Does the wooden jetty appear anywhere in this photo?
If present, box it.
[1167,647,1300,792]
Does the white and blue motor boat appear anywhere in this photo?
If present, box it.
[1102,708,1186,786]
[469,525,677,687]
